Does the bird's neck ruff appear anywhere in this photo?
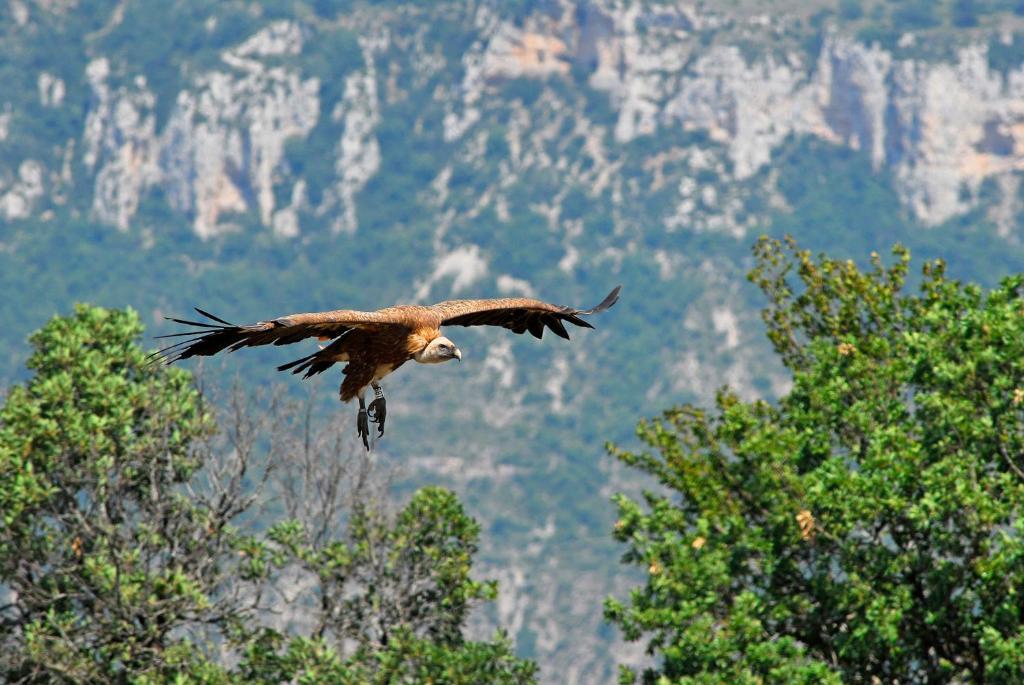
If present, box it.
[414,335,460,364]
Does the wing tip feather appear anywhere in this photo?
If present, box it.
[583,285,621,315]
[194,307,235,326]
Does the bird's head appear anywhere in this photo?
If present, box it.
[415,336,462,364]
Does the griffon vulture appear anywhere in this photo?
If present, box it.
[155,286,620,449]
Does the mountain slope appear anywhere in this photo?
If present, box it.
[4,1,1024,681]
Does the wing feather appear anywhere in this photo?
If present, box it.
[526,314,544,339]
[153,306,427,365]
[547,317,570,340]
[431,286,620,339]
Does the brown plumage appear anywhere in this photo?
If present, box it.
[154,286,620,448]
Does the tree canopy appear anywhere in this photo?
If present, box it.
[0,304,535,684]
[607,237,1024,684]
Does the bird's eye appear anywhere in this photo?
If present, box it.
[440,344,449,352]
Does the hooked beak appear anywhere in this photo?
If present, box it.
[453,348,462,362]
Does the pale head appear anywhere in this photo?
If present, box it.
[415,336,462,364]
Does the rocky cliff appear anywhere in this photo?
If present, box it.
[11,3,1024,238]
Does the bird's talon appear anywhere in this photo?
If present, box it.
[367,397,387,437]
[357,409,370,450]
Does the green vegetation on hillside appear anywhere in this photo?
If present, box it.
[766,137,1024,286]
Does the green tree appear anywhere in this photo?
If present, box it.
[0,305,536,684]
[606,238,1024,684]
[222,378,537,684]
[0,304,247,682]
[240,488,537,684]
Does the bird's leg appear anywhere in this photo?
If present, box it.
[356,395,370,451]
[367,383,386,438]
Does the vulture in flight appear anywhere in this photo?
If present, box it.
[155,286,620,449]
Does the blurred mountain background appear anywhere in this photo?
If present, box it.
[4,0,1024,681]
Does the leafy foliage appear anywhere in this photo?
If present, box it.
[240,488,537,684]
[607,238,1024,683]
[0,306,535,684]
[0,305,241,681]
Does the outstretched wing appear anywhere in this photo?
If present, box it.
[152,306,421,364]
[430,286,620,340]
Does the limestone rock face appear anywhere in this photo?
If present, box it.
[83,58,160,231]
[579,9,1024,229]
[323,45,381,234]
[82,21,319,238]
[62,3,1024,239]
[0,160,45,221]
